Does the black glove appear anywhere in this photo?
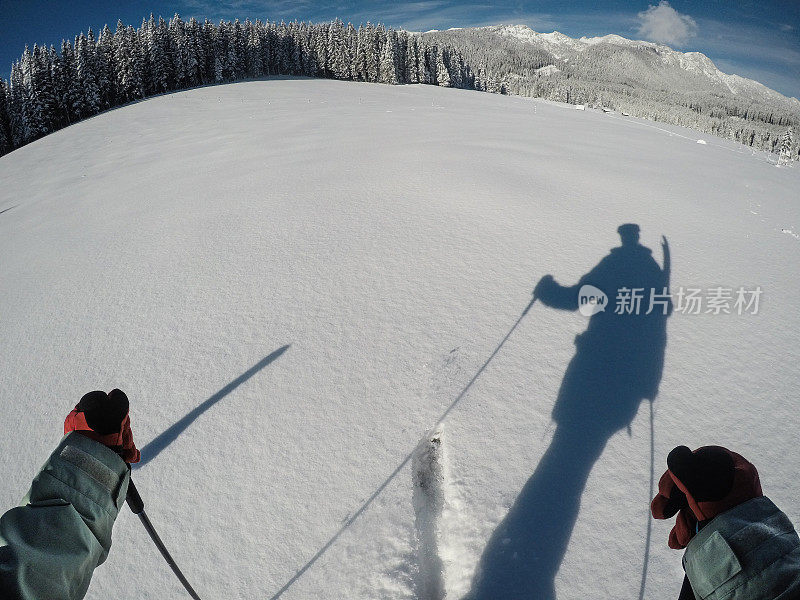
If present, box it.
[667,445,735,503]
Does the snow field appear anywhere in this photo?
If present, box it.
[1,78,798,599]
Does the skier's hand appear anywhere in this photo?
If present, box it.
[533,274,555,299]
[652,468,700,549]
[65,389,141,463]
[651,469,688,519]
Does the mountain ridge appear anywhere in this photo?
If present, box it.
[2,17,797,161]
[487,24,799,105]
[418,24,798,159]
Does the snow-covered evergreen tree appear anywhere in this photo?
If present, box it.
[67,38,86,118]
[405,36,420,84]
[419,41,432,84]
[7,62,30,147]
[245,20,263,78]
[52,41,75,125]
[76,32,101,116]
[381,30,400,85]
[141,15,172,92]
[366,24,381,82]
[287,22,302,75]
[21,46,51,138]
[449,51,464,88]
[474,66,485,91]
[231,19,247,79]
[116,22,145,101]
[299,22,316,76]
[259,21,273,76]
[169,14,188,89]
[435,46,451,87]
[777,126,794,166]
[311,22,327,77]
[200,19,217,83]
[219,21,236,80]
[184,18,203,86]
[96,25,117,109]
[33,45,58,132]
[154,17,174,91]
[0,79,11,154]
[327,19,349,80]
[213,21,227,83]
[353,25,369,81]
[346,23,358,77]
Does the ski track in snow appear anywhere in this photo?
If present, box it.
[412,426,447,600]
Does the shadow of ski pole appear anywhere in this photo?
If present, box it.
[134,345,290,469]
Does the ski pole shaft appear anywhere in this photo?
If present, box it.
[126,479,203,600]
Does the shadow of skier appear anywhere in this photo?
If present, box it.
[468,224,671,600]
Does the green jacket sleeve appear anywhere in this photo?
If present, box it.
[0,432,130,600]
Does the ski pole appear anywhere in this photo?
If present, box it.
[638,400,656,600]
[126,479,203,600]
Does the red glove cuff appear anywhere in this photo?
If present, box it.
[65,406,140,463]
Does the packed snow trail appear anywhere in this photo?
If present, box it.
[412,427,447,600]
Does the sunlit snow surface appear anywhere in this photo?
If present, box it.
[1,78,798,599]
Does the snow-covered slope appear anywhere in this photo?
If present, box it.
[1,78,798,600]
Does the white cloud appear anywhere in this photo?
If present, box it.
[636,1,697,47]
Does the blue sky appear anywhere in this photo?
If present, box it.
[2,0,798,98]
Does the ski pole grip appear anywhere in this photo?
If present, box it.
[126,479,145,514]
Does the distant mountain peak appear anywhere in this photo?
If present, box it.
[478,24,797,105]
